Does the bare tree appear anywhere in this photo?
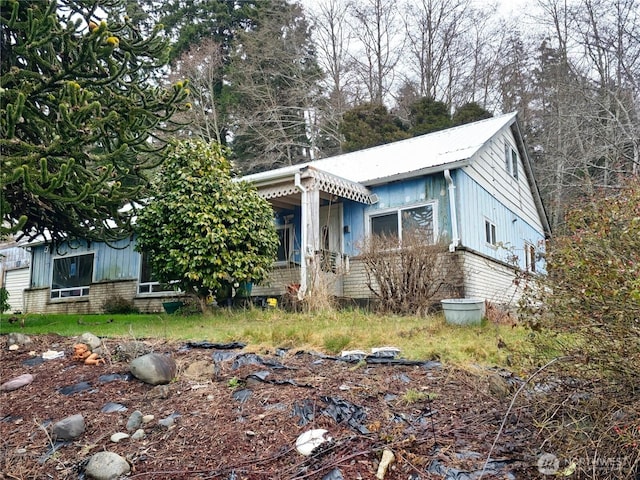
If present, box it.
[347,0,404,104]
[524,0,640,229]
[169,39,226,144]
[228,2,323,173]
[306,0,357,155]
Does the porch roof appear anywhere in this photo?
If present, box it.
[253,166,378,207]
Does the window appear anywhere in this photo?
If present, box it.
[51,253,93,299]
[485,220,497,246]
[370,203,435,243]
[276,224,293,264]
[505,142,518,180]
[525,243,536,272]
[138,253,174,294]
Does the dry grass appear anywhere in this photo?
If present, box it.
[0,308,527,367]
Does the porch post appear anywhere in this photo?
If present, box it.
[295,174,320,298]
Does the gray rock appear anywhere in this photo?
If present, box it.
[7,333,31,347]
[52,414,85,441]
[131,428,146,440]
[126,410,143,432]
[115,341,151,362]
[0,373,34,392]
[85,451,130,480]
[130,353,176,385]
[146,384,171,400]
[158,417,175,428]
[78,332,103,351]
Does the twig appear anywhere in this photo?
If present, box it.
[478,356,567,480]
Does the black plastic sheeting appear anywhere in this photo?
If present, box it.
[98,373,132,383]
[101,402,128,413]
[292,397,370,434]
[232,388,252,403]
[294,350,442,369]
[59,381,93,395]
[426,450,517,480]
[22,356,45,367]
[231,353,290,370]
[246,370,313,388]
[322,468,345,480]
[185,341,247,350]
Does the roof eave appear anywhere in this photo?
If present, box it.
[361,159,472,186]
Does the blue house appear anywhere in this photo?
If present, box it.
[243,112,550,305]
[22,112,549,313]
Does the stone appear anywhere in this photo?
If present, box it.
[142,414,154,424]
[8,344,19,351]
[126,410,143,432]
[130,353,176,385]
[110,432,130,443]
[52,414,85,441]
[183,360,213,381]
[114,341,151,362]
[488,374,512,399]
[0,373,34,392]
[78,332,103,351]
[84,451,130,480]
[146,384,171,400]
[7,333,31,347]
[131,429,146,440]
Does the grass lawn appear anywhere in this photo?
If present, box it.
[0,308,528,367]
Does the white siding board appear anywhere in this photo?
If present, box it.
[460,251,521,305]
[464,129,543,231]
[4,267,29,313]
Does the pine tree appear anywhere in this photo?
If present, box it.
[0,0,188,243]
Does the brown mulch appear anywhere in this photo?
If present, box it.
[0,334,546,479]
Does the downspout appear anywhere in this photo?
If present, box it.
[294,172,308,299]
[444,169,460,252]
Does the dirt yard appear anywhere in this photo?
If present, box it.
[0,333,548,479]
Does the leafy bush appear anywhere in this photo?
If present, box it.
[359,229,463,316]
[519,181,640,479]
[135,140,279,312]
[0,287,9,313]
[102,295,139,314]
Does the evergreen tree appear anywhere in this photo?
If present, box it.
[339,103,408,153]
[451,102,493,126]
[407,97,451,136]
[0,0,188,243]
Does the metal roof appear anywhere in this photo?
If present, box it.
[242,112,518,186]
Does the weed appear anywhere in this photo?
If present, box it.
[401,388,437,405]
[323,334,351,354]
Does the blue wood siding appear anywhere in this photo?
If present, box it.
[30,238,139,288]
[455,169,545,270]
[343,174,451,256]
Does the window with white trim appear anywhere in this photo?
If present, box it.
[275,224,294,264]
[525,243,536,272]
[370,203,435,243]
[138,253,175,294]
[505,142,519,180]
[485,219,497,246]
[51,253,93,299]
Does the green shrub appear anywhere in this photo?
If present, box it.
[0,287,9,313]
[102,295,139,314]
[519,181,640,479]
